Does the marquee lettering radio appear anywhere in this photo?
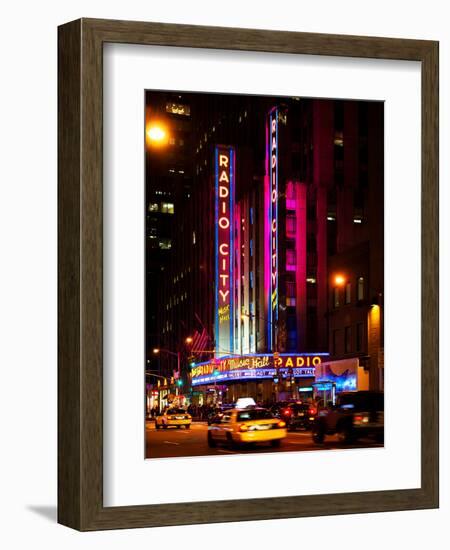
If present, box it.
[190,353,329,386]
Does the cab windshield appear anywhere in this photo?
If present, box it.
[237,409,274,421]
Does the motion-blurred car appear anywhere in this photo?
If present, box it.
[207,408,287,449]
[279,402,318,431]
[155,407,192,429]
[270,400,297,418]
[312,391,384,444]
[206,404,234,425]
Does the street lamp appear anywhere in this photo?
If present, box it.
[146,122,169,148]
[147,125,165,141]
[185,336,193,344]
[334,274,346,287]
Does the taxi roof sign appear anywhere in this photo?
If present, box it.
[235,397,256,409]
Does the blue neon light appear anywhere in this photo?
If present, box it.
[275,109,279,324]
[192,366,317,386]
[267,107,279,351]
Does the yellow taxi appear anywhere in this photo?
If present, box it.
[207,407,287,448]
[155,407,192,429]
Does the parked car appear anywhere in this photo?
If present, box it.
[312,391,384,444]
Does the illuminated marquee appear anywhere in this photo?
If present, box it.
[267,108,278,350]
[191,353,328,385]
[215,146,235,356]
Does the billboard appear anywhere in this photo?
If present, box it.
[191,353,329,386]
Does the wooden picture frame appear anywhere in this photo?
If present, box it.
[58,18,439,531]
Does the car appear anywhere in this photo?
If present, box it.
[270,400,298,418]
[312,391,384,444]
[207,407,287,449]
[155,407,192,429]
[206,404,233,425]
[279,402,318,431]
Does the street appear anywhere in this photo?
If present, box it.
[145,421,383,459]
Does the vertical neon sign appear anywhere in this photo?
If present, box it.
[215,145,235,356]
[267,108,278,351]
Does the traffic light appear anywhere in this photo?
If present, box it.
[176,379,183,387]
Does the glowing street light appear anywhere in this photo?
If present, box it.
[334,274,346,287]
[147,124,166,142]
[153,348,160,354]
[185,337,193,344]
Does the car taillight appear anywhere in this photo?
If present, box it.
[239,424,249,432]
[282,408,291,415]
[277,421,286,428]
[309,407,317,415]
[354,414,369,424]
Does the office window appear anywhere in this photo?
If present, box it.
[357,276,365,301]
[345,283,351,304]
[333,329,340,355]
[161,202,174,214]
[158,238,172,250]
[286,280,296,297]
[165,102,190,116]
[286,249,296,268]
[148,203,159,212]
[345,326,352,353]
[334,287,340,308]
[356,323,364,351]
[286,215,296,234]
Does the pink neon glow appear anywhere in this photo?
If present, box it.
[264,114,272,350]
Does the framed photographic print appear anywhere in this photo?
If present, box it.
[58,18,439,530]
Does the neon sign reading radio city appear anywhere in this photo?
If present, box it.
[268,108,279,349]
[215,146,235,355]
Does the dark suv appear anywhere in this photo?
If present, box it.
[312,391,384,444]
[279,402,318,431]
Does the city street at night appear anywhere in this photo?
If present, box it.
[145,420,383,459]
[145,91,385,459]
